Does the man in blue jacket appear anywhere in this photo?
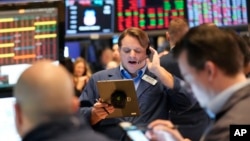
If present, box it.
[79,27,196,140]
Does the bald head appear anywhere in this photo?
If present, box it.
[14,60,76,125]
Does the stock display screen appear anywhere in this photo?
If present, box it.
[116,0,185,31]
[187,0,248,27]
[0,1,63,88]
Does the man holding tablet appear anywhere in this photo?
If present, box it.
[79,27,196,140]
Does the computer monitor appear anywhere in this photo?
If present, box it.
[115,0,186,32]
[187,0,248,28]
[0,95,21,141]
[0,0,65,90]
[65,0,115,38]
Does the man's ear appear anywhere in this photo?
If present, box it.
[166,31,170,42]
[15,103,22,124]
[205,61,216,81]
[14,103,22,135]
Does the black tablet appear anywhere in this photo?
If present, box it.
[96,79,140,118]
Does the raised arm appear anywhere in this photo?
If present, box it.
[147,47,197,111]
[147,47,174,89]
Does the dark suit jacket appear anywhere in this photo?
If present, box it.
[202,83,250,141]
[160,49,183,79]
[22,116,113,141]
[160,50,211,141]
[79,67,195,140]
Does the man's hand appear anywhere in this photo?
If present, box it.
[90,100,114,125]
[75,76,89,90]
[146,47,174,89]
[146,119,190,141]
[147,47,161,74]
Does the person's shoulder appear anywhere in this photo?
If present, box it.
[228,83,250,106]
[160,52,173,61]
[57,129,114,141]
[160,52,176,68]
[94,67,117,75]
[91,67,119,80]
[214,85,250,125]
[54,116,115,141]
[73,128,114,141]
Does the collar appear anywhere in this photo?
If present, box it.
[120,64,147,84]
[206,79,250,117]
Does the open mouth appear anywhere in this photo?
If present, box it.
[128,61,137,64]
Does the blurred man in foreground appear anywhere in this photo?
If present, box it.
[160,18,210,141]
[147,25,250,141]
[13,60,113,141]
